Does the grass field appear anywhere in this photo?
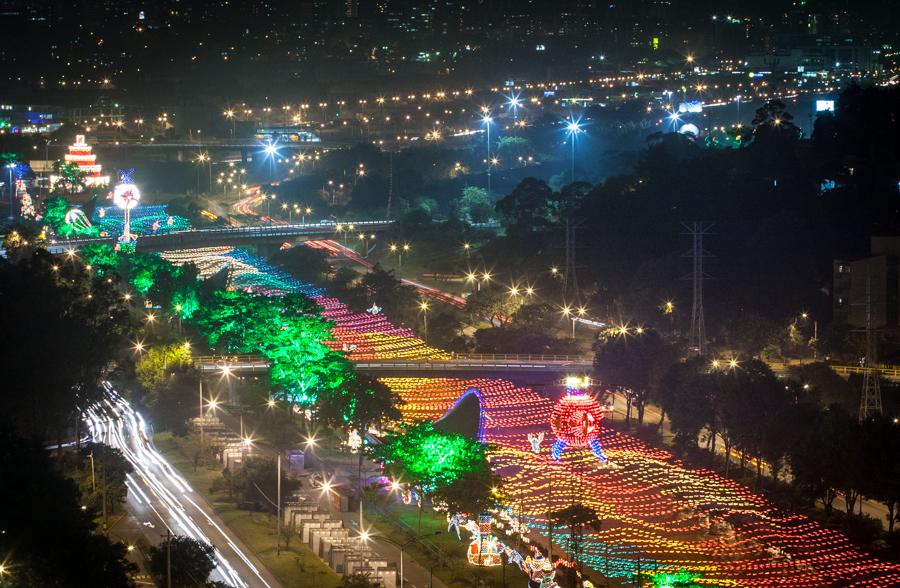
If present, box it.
[153,432,341,588]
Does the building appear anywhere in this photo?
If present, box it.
[833,237,900,331]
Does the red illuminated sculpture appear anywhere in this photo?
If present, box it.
[550,377,607,462]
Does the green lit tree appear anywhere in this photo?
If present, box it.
[52,160,86,195]
[650,569,703,588]
[42,196,70,232]
[78,242,121,275]
[373,421,491,529]
[456,186,492,223]
[135,343,193,390]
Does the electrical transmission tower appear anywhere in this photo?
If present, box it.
[859,268,883,421]
[562,216,586,301]
[385,149,394,220]
[681,222,714,356]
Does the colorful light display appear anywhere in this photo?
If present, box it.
[93,204,191,238]
[51,134,110,189]
[549,381,607,462]
[162,246,900,587]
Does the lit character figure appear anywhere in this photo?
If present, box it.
[527,432,544,454]
[151,219,160,232]
[347,429,362,452]
[467,513,502,566]
[524,553,556,588]
[167,215,174,226]
[448,513,465,540]
[550,377,607,462]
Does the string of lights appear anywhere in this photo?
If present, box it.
[163,246,900,586]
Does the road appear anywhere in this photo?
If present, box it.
[85,383,281,588]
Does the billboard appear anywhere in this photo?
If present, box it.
[815,99,835,112]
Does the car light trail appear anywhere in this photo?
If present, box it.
[85,383,273,588]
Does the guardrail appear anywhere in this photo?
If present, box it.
[195,353,591,365]
[770,361,900,379]
[829,364,900,378]
[49,220,395,250]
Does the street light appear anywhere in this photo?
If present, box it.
[418,300,430,338]
[389,243,411,270]
[367,531,441,588]
[566,119,583,183]
[482,113,493,194]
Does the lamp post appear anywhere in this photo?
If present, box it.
[369,532,440,588]
[566,120,582,183]
[198,379,204,455]
[390,243,410,270]
[6,163,16,219]
[482,114,493,194]
[418,300,430,338]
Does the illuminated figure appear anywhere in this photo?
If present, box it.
[467,513,502,566]
[448,513,466,540]
[523,553,558,588]
[527,431,544,454]
[549,377,607,462]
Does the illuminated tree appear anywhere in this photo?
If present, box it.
[374,421,489,492]
[194,290,352,405]
[135,343,193,390]
[374,421,491,529]
[456,186,492,223]
[650,569,703,588]
[52,160,86,195]
[42,196,70,231]
[78,242,120,275]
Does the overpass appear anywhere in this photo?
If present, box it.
[196,353,594,378]
[49,220,393,253]
[769,361,900,383]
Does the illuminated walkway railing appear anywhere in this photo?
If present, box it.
[194,353,594,374]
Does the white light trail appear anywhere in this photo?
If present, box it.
[85,383,273,588]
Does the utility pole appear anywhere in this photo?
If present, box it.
[199,379,204,459]
[276,453,282,555]
[681,222,714,356]
[859,267,883,421]
[385,148,393,220]
[166,529,172,588]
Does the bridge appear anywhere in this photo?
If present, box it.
[196,353,594,378]
[48,220,394,253]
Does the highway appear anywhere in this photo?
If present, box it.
[85,383,279,588]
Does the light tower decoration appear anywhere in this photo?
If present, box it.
[467,513,503,566]
[113,173,141,243]
[52,134,110,190]
[549,376,608,462]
